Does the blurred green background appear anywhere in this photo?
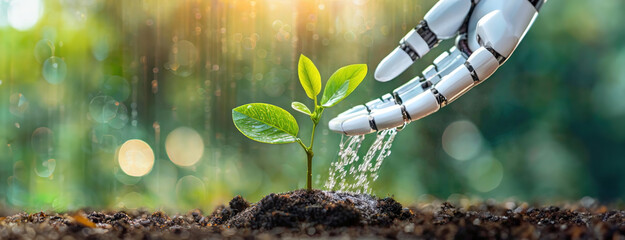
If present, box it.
[1,0,624,213]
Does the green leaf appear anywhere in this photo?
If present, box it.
[320,80,349,108]
[321,64,367,108]
[291,101,311,115]
[232,103,299,144]
[298,54,321,100]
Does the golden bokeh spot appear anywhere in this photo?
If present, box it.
[166,127,204,167]
[118,139,154,177]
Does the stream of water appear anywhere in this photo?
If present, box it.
[325,129,398,194]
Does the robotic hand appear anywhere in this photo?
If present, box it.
[329,0,546,136]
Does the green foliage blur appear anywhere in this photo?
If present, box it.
[1,0,624,213]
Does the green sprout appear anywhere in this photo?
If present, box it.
[232,54,367,191]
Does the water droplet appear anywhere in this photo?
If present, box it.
[325,129,397,193]
[34,39,54,63]
[118,139,154,177]
[165,127,204,167]
[89,95,118,123]
[42,57,67,84]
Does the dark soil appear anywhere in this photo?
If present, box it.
[1,190,625,239]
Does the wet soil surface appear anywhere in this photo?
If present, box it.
[1,190,624,239]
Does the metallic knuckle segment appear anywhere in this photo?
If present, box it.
[421,80,433,90]
[527,0,545,11]
[430,88,448,106]
[400,105,412,121]
[464,62,480,82]
[486,47,507,65]
[368,116,378,131]
[415,20,439,49]
[399,42,420,61]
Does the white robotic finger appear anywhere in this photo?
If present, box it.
[374,0,474,82]
[341,115,375,136]
[374,47,414,82]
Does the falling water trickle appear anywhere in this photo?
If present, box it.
[325,128,398,194]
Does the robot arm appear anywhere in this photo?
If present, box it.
[329,0,546,136]
[374,0,474,82]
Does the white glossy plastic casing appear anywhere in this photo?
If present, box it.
[468,0,537,57]
[404,29,431,58]
[424,0,473,39]
[403,91,440,122]
[467,47,499,80]
[435,67,474,104]
[374,47,413,82]
[342,115,374,136]
[370,105,404,131]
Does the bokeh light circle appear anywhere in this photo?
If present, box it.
[108,102,129,129]
[31,127,54,155]
[42,57,67,84]
[165,127,204,167]
[442,120,483,161]
[7,0,43,31]
[101,75,130,101]
[89,95,119,123]
[34,158,56,178]
[34,39,54,63]
[118,139,154,177]
[467,155,504,192]
[165,40,198,77]
[175,175,206,205]
[9,93,28,116]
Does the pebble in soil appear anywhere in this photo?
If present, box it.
[1,193,625,239]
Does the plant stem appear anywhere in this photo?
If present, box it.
[306,146,313,191]
[304,104,322,191]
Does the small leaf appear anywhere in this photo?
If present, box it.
[298,54,322,100]
[321,64,367,107]
[321,80,349,108]
[291,101,312,115]
[232,103,299,144]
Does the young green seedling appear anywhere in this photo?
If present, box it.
[232,54,367,191]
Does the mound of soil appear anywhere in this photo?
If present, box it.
[1,191,625,239]
[208,189,410,229]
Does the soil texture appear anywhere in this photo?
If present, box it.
[1,190,624,239]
